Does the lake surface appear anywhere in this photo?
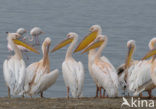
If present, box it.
[0,0,156,97]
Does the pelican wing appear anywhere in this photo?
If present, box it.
[62,60,84,98]
[30,69,59,95]
[3,58,25,95]
[128,60,151,92]
[76,61,85,97]
[101,56,116,71]
[101,56,118,87]
[62,60,78,97]
[92,60,118,97]
[133,80,154,96]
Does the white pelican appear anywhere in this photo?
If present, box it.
[137,38,156,97]
[51,32,84,98]
[30,27,44,45]
[81,35,119,97]
[74,25,113,98]
[119,40,155,98]
[3,32,39,98]
[24,37,59,98]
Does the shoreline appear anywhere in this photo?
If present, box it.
[0,97,156,109]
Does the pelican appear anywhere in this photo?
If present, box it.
[51,32,84,98]
[117,40,138,96]
[24,37,59,98]
[3,32,39,98]
[74,25,113,97]
[119,40,155,98]
[30,27,44,45]
[81,35,119,97]
[136,38,156,98]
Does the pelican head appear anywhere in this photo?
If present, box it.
[51,32,77,53]
[142,38,156,60]
[125,40,135,68]
[16,28,27,36]
[81,35,107,54]
[74,25,101,53]
[149,38,156,50]
[7,32,21,40]
[67,32,78,39]
[7,32,39,54]
[89,25,102,33]
[42,37,51,55]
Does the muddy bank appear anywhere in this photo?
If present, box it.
[0,97,156,109]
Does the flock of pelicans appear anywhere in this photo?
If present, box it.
[3,25,156,99]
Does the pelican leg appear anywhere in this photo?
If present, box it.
[95,86,99,98]
[103,89,105,98]
[67,87,69,99]
[37,35,40,45]
[22,94,24,98]
[35,36,38,45]
[139,93,143,98]
[40,92,43,98]
[148,90,153,99]
[8,87,10,98]
[99,87,102,98]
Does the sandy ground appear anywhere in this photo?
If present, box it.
[0,97,156,109]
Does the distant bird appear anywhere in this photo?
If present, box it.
[30,27,44,45]
[16,28,27,36]
[3,32,39,98]
[74,25,114,98]
[51,32,84,99]
[16,28,29,42]
[24,37,59,98]
[81,35,119,97]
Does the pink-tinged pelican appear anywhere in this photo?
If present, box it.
[30,27,44,45]
[51,32,84,99]
[81,35,119,97]
[119,40,155,98]
[74,25,113,98]
[3,32,39,98]
[24,37,59,98]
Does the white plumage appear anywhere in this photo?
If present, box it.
[24,37,59,97]
[118,39,156,97]
[87,35,119,97]
[62,60,84,97]
[3,33,26,97]
[52,32,84,98]
[127,61,151,92]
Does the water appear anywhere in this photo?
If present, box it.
[0,0,156,97]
